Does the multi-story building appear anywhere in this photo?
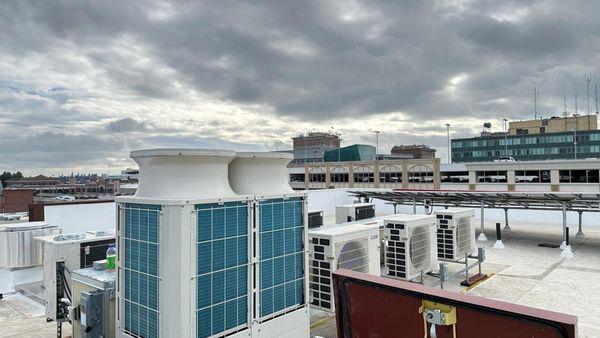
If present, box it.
[391,144,437,159]
[285,131,342,164]
[452,115,600,163]
[508,115,596,135]
[292,131,341,148]
[5,175,61,188]
[5,175,125,196]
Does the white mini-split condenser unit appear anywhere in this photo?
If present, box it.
[383,214,436,281]
[434,208,476,261]
[308,222,380,312]
[335,203,375,224]
[36,231,116,322]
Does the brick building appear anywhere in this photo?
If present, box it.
[391,144,437,159]
[1,188,35,213]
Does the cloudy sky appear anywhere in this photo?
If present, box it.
[2,0,600,175]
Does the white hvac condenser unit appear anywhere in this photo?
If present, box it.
[308,222,380,312]
[36,231,115,322]
[116,149,308,338]
[383,214,436,281]
[435,208,476,261]
[335,203,375,223]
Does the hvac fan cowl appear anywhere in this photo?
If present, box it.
[229,152,294,195]
[131,148,237,199]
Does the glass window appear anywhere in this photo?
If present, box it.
[354,172,374,183]
[331,173,349,183]
[571,170,587,183]
[524,170,540,183]
[559,170,571,183]
[476,171,507,183]
[441,171,469,183]
[290,174,305,183]
[379,172,402,183]
[540,170,551,183]
[588,170,599,183]
[309,173,325,182]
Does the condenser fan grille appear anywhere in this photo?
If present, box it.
[336,240,368,272]
[456,216,473,256]
[409,225,431,270]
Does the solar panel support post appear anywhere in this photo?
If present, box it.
[493,222,505,249]
[503,208,511,231]
[439,262,448,290]
[560,203,567,249]
[561,226,574,258]
[477,199,487,241]
[575,210,585,238]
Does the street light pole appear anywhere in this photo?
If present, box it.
[374,131,380,159]
[502,118,508,156]
[445,123,451,163]
[573,114,578,159]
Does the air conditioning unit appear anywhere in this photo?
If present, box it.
[115,149,309,338]
[308,210,324,229]
[435,208,475,261]
[36,231,116,322]
[335,203,375,223]
[383,214,436,281]
[308,222,380,312]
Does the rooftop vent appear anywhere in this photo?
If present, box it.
[131,148,237,199]
[228,152,294,195]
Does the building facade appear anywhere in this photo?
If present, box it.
[0,188,35,213]
[289,158,441,190]
[292,132,341,149]
[508,115,596,135]
[391,144,436,159]
[440,159,600,192]
[452,129,600,162]
[453,115,600,163]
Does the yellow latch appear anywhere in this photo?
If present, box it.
[419,300,457,338]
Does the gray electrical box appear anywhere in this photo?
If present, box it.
[71,267,116,338]
[80,290,105,338]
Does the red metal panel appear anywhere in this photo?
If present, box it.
[334,269,577,338]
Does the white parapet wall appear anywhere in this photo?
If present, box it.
[44,202,116,233]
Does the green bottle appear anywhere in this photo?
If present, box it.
[106,245,116,272]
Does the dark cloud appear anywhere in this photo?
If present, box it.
[1,0,600,172]
[0,131,127,167]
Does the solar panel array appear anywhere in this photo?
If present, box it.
[122,203,161,338]
[196,201,250,338]
[259,198,305,319]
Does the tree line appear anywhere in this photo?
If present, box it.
[0,171,24,188]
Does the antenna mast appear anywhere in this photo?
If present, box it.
[575,81,578,115]
[594,75,598,115]
[563,82,567,117]
[533,85,538,119]
[585,73,592,115]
